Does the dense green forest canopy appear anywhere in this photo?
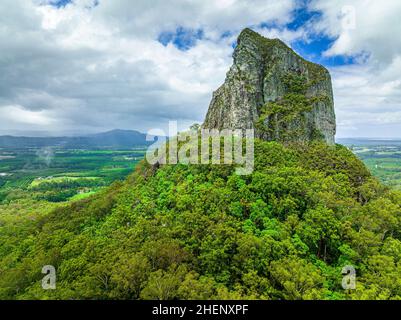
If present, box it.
[1,140,401,300]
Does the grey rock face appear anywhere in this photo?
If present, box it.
[203,28,336,145]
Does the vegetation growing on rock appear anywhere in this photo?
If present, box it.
[256,72,330,142]
[203,28,336,144]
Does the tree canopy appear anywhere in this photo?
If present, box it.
[1,140,400,300]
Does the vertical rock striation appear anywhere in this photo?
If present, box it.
[203,28,336,144]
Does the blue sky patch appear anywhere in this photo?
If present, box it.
[286,2,356,67]
[158,27,204,51]
[290,31,362,67]
[50,0,72,8]
[257,1,358,68]
[47,0,99,9]
[286,3,322,31]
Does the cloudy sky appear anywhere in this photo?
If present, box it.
[0,0,401,138]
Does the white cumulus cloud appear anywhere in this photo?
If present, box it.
[0,0,401,138]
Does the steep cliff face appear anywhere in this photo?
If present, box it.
[203,28,336,144]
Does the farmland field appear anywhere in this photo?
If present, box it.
[0,147,146,205]
[339,139,401,190]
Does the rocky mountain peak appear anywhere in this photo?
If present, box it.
[203,28,336,144]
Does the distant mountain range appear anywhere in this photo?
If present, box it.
[337,138,401,146]
[0,129,156,149]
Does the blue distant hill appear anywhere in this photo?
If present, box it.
[0,129,156,149]
[337,138,401,146]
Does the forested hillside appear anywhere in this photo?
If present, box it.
[1,140,400,300]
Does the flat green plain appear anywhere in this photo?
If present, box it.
[0,147,146,204]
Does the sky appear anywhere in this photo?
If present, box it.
[0,0,401,138]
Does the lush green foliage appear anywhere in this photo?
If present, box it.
[1,141,401,300]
